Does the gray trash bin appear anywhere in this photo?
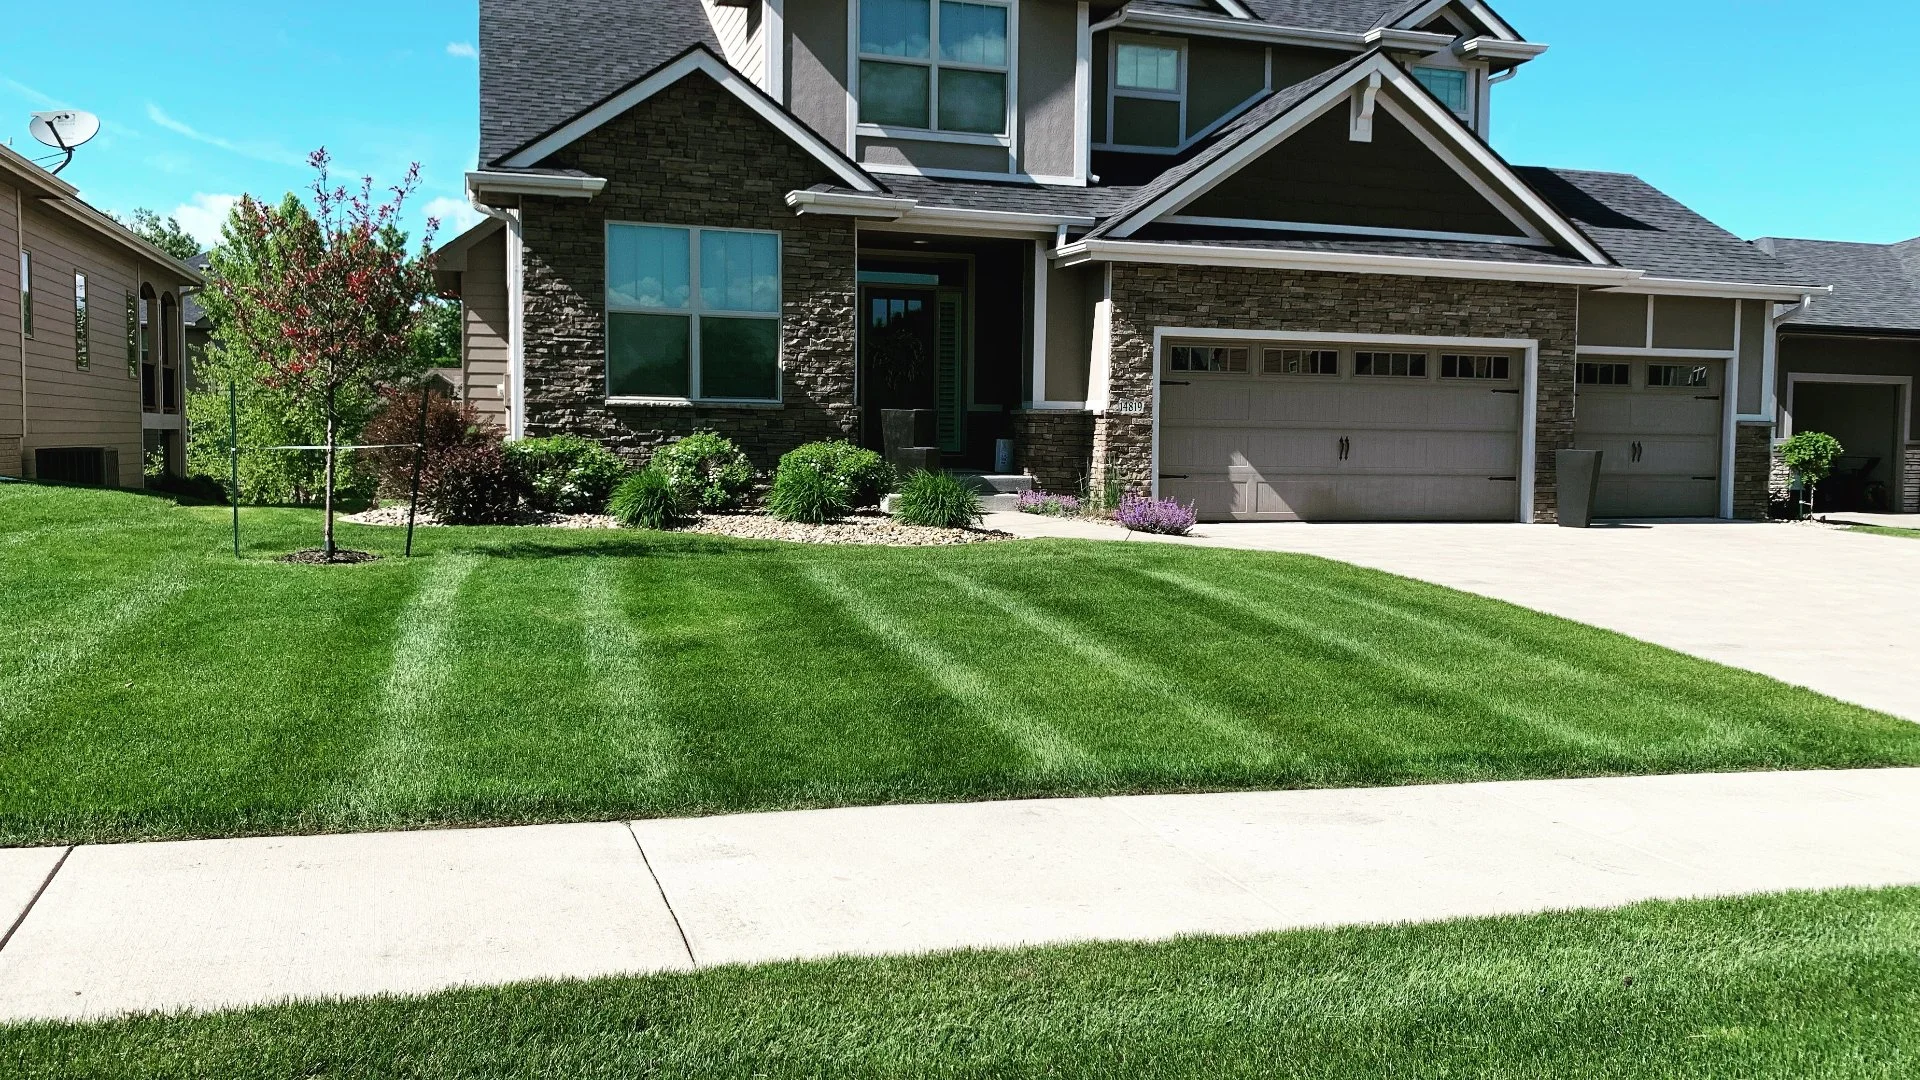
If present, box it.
[1555,449,1604,528]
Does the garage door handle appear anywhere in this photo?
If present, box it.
[1695,395,1721,401]
[1491,389,1522,395]
[1161,380,1191,387]
[1692,476,1717,481]
[1159,474,1190,481]
[1489,476,1518,482]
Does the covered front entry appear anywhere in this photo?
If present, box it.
[1573,358,1725,519]
[1158,336,1527,522]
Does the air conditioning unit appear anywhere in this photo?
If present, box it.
[33,447,119,488]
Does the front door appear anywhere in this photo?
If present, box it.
[860,286,965,453]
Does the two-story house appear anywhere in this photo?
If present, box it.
[439,0,1835,523]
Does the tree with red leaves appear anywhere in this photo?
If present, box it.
[213,150,439,559]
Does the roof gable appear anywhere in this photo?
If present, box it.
[1092,52,1605,261]
[498,48,881,194]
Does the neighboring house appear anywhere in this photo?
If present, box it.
[1752,237,1920,514]
[439,0,1835,523]
[0,143,203,486]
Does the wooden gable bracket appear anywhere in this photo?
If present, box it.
[1350,73,1383,143]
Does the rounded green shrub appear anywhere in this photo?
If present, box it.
[893,470,982,530]
[428,441,531,525]
[778,440,896,508]
[504,436,628,514]
[651,431,756,512]
[608,468,692,530]
[766,460,853,523]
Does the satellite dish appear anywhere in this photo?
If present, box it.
[28,110,101,175]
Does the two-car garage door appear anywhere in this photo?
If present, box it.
[1159,340,1525,522]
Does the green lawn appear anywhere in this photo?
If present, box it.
[4,482,1920,847]
[8,887,1919,1079]
[1848,524,1920,540]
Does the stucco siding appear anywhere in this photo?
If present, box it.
[1018,0,1080,178]
[1043,259,1095,402]
[461,229,511,427]
[1578,290,1646,348]
[1185,36,1267,138]
[786,0,850,149]
[1650,295,1736,351]
[1778,334,1920,434]
[1737,299,1767,415]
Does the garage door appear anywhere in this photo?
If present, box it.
[1573,359,1724,519]
[1159,341,1524,522]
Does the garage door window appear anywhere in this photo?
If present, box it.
[1355,351,1428,378]
[1578,362,1631,386]
[1170,345,1248,373]
[1440,353,1510,381]
[1264,348,1339,376]
[1647,364,1710,389]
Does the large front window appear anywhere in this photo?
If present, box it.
[606,224,782,403]
[859,0,1010,136]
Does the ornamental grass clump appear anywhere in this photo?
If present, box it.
[651,431,756,512]
[1016,490,1082,517]
[608,468,692,530]
[894,470,983,529]
[1115,495,1198,536]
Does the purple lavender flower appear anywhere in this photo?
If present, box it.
[1114,496,1198,535]
[1016,490,1084,517]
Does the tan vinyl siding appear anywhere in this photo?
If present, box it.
[461,229,511,427]
[0,178,23,446]
[19,205,148,486]
[1650,295,1736,351]
[1578,290,1648,348]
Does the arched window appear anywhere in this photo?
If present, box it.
[160,293,179,414]
[139,285,158,413]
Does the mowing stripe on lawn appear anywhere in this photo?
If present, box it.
[798,563,1098,778]
[1142,567,1627,757]
[575,559,677,795]
[330,554,481,823]
[0,567,192,722]
[931,568,1278,765]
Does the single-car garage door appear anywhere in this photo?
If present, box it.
[1159,340,1524,522]
[1573,359,1725,519]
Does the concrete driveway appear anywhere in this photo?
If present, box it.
[988,515,1920,720]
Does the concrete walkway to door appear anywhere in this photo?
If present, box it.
[987,514,1920,721]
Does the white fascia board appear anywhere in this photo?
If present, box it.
[1214,0,1255,18]
[1598,279,1837,302]
[466,170,609,199]
[785,189,914,219]
[500,49,881,194]
[1106,10,1369,52]
[1055,238,1645,287]
[1364,28,1455,53]
[907,206,1097,231]
[1393,0,1524,43]
[1454,38,1549,63]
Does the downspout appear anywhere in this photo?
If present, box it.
[15,186,27,447]
[472,198,526,441]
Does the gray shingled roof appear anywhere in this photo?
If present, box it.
[1513,168,1810,287]
[182,253,211,329]
[1125,222,1592,265]
[857,175,1145,217]
[1754,237,1920,334]
[1125,0,1515,36]
[479,0,720,166]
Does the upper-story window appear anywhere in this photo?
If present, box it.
[1109,36,1185,149]
[1413,66,1474,123]
[859,0,1011,137]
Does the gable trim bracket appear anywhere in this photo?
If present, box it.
[1350,73,1383,142]
[497,46,882,194]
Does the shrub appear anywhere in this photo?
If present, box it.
[362,386,487,498]
[766,459,853,523]
[505,435,628,514]
[1115,495,1198,536]
[1016,489,1082,517]
[779,440,896,508]
[608,468,692,530]
[651,431,756,512]
[894,470,984,529]
[426,441,530,525]
[1779,431,1844,519]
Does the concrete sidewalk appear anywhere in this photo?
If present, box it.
[987,514,1920,720]
[4,768,1919,1023]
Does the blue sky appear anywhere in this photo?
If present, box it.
[2,1,1915,249]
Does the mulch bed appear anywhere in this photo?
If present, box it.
[340,504,1009,548]
[278,549,382,566]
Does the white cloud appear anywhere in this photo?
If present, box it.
[146,103,306,168]
[446,41,478,59]
[424,196,485,235]
[1,77,64,110]
[172,193,243,248]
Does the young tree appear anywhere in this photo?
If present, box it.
[212,150,439,559]
[122,209,203,261]
[1779,431,1844,520]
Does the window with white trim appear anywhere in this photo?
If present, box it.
[1108,36,1185,149]
[73,272,89,369]
[606,224,782,402]
[19,250,31,339]
[858,0,1010,136]
[1170,345,1248,373]
[1264,348,1339,376]
[1440,353,1511,381]
[1413,66,1473,122]
[1647,364,1710,389]
[1354,351,1429,378]
[1578,362,1631,386]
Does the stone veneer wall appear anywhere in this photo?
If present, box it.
[1733,422,1774,521]
[1100,264,1581,522]
[1009,409,1095,494]
[517,73,859,471]
[1908,444,1920,514]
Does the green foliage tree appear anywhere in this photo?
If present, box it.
[121,208,202,262]
[411,297,461,370]
[1779,431,1844,520]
